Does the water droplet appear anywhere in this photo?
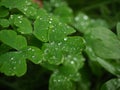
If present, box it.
[75,17,80,21]
[64,37,67,41]
[70,61,74,64]
[83,15,88,20]
[10,15,13,19]
[19,21,22,23]
[73,57,77,61]
[28,48,32,51]
[32,49,35,52]
[49,21,52,24]
[10,57,14,60]
[24,7,28,11]
[32,56,35,58]
[13,67,16,70]
[58,79,61,82]
[50,18,53,21]
[58,42,62,46]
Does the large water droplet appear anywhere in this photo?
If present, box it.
[64,37,67,41]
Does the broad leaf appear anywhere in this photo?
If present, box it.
[49,71,75,90]
[85,27,120,59]
[0,30,27,50]
[0,52,26,76]
[85,46,120,76]
[9,15,32,34]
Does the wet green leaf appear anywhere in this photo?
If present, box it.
[9,15,32,34]
[22,46,43,64]
[0,52,26,76]
[49,71,75,90]
[0,30,27,50]
[85,27,120,59]
[33,14,75,42]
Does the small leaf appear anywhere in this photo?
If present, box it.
[59,54,84,77]
[101,78,120,90]
[9,15,32,34]
[42,42,63,65]
[0,52,26,76]
[0,30,27,50]
[0,19,9,28]
[22,46,43,64]
[49,71,75,90]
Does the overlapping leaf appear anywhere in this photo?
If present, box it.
[0,19,9,28]
[33,14,75,42]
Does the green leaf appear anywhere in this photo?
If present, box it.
[0,6,9,17]
[85,27,120,59]
[42,42,63,65]
[0,19,9,28]
[101,78,120,90]
[1,0,32,9]
[74,13,109,33]
[60,36,85,54]
[0,30,27,50]
[54,6,73,23]
[49,71,75,90]
[9,15,32,34]
[0,52,26,76]
[22,46,43,64]
[59,54,84,77]
[85,46,120,76]
[117,22,120,39]
[33,14,75,42]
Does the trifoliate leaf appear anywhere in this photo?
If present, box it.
[0,30,27,50]
[9,15,32,34]
[0,52,26,76]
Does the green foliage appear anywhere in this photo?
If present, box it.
[0,0,120,90]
